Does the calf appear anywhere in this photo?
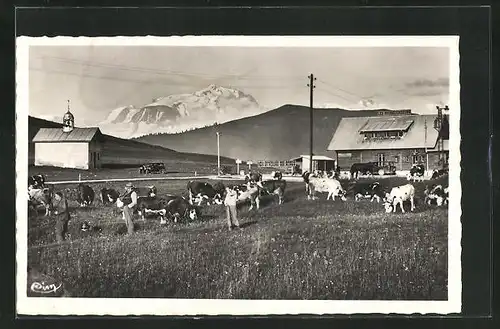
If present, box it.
[28,187,52,216]
[303,173,347,201]
[76,183,94,207]
[259,179,286,205]
[407,164,425,182]
[424,184,449,206]
[100,188,120,205]
[349,181,386,203]
[383,184,416,213]
[28,174,46,190]
[187,181,224,206]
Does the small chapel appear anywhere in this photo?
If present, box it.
[32,101,103,170]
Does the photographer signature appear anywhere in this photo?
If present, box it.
[30,281,62,294]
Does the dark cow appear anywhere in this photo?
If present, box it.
[424,184,449,206]
[164,196,200,223]
[350,162,377,179]
[431,168,449,180]
[28,187,52,216]
[187,181,224,206]
[100,188,120,205]
[76,183,94,207]
[28,174,46,190]
[259,179,287,205]
[270,171,283,180]
[135,195,174,222]
[348,181,386,203]
[134,185,158,198]
[244,171,263,184]
[407,164,425,182]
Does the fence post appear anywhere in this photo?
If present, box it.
[78,174,81,181]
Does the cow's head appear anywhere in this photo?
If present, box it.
[148,186,157,197]
[188,207,198,221]
[383,201,394,213]
[116,198,124,208]
[338,189,347,202]
[213,193,223,205]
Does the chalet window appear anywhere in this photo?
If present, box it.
[377,153,385,166]
[394,155,400,163]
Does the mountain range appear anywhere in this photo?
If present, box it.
[135,104,391,161]
[99,84,267,139]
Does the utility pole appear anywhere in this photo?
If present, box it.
[216,132,221,176]
[307,74,316,174]
[434,105,449,170]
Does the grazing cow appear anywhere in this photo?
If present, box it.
[164,196,200,224]
[350,162,377,179]
[134,185,158,198]
[259,179,286,205]
[100,188,120,205]
[245,172,263,184]
[186,181,224,206]
[28,187,52,216]
[431,168,449,180]
[270,171,283,180]
[76,183,94,207]
[28,174,46,190]
[407,164,425,182]
[227,182,261,210]
[302,172,347,201]
[424,184,449,206]
[348,181,386,203]
[383,184,416,213]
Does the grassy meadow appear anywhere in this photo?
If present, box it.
[27,174,449,300]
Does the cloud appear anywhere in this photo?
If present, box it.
[405,77,449,88]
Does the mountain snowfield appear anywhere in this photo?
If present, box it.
[99,85,268,138]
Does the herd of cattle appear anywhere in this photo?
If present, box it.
[27,163,449,232]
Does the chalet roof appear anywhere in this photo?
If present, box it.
[427,139,449,152]
[32,127,101,143]
[327,115,439,151]
[291,155,335,161]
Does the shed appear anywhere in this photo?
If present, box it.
[290,155,336,174]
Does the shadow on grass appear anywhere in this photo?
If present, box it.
[240,220,257,229]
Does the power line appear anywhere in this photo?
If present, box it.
[315,86,356,104]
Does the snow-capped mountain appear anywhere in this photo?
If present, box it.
[99,85,266,138]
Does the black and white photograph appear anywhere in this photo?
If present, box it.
[16,36,461,315]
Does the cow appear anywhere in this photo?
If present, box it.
[227,182,261,210]
[350,162,377,180]
[28,187,52,216]
[302,172,347,201]
[100,188,120,205]
[135,195,200,224]
[186,181,224,206]
[244,172,263,184]
[134,185,158,198]
[76,183,95,207]
[28,174,46,190]
[431,168,449,180]
[164,196,200,224]
[383,184,416,213]
[348,181,386,203]
[259,179,286,205]
[407,164,425,182]
[270,171,283,180]
[424,184,449,206]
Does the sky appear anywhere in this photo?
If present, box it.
[28,45,450,125]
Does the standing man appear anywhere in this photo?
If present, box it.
[224,186,240,231]
[120,182,138,234]
[50,190,70,243]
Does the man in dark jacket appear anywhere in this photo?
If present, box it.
[118,182,138,234]
[51,191,70,243]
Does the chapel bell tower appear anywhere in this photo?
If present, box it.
[62,100,75,133]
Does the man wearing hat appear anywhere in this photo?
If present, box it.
[120,182,138,234]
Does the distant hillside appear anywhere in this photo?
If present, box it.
[28,116,235,167]
[136,105,392,161]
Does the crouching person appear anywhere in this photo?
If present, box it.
[224,187,240,231]
[118,182,138,235]
[51,191,70,243]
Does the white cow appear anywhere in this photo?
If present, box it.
[383,183,416,213]
[304,175,347,201]
[228,182,261,210]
